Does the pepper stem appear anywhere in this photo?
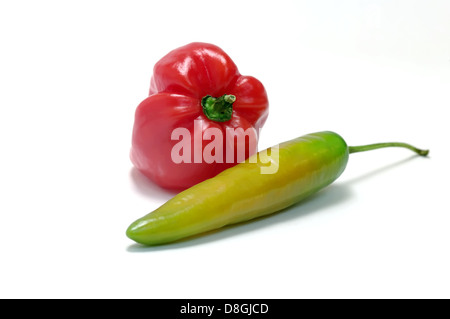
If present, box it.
[349,142,429,156]
[201,94,236,122]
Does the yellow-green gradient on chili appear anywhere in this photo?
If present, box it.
[126,131,428,246]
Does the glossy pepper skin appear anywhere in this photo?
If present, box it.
[131,42,269,190]
[127,132,349,246]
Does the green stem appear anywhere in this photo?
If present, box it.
[349,142,429,156]
[201,94,236,122]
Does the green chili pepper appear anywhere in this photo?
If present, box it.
[126,131,428,246]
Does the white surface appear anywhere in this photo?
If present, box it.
[1,0,449,298]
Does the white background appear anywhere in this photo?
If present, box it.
[1,0,449,298]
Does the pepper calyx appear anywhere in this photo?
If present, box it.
[201,94,236,122]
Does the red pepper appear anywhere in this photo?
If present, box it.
[131,42,269,190]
